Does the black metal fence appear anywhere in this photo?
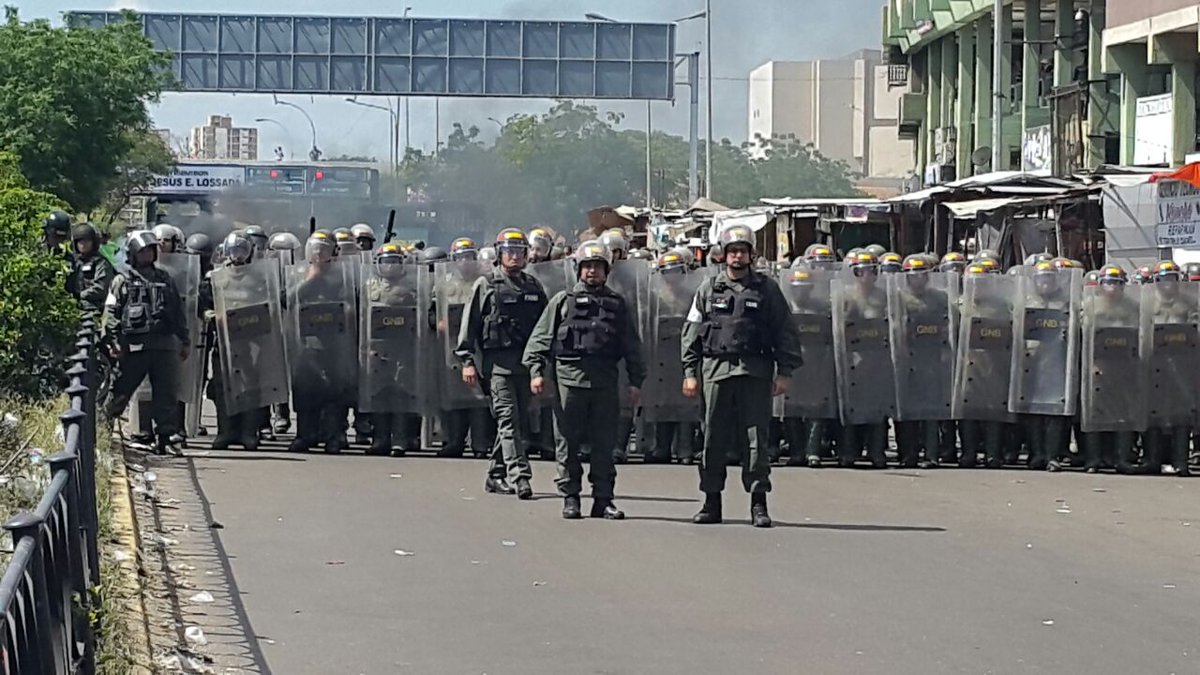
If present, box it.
[0,317,101,674]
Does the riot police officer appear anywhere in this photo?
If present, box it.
[524,241,646,520]
[835,251,894,469]
[528,228,554,264]
[102,231,190,454]
[1143,260,1197,476]
[642,251,703,464]
[457,229,547,499]
[68,223,115,315]
[243,225,269,259]
[939,251,967,274]
[599,228,637,463]
[681,225,803,527]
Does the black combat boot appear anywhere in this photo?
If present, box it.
[590,499,625,520]
[562,495,583,520]
[515,478,534,500]
[485,477,515,495]
[750,492,772,528]
[692,493,722,524]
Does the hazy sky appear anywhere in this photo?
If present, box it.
[15,0,885,159]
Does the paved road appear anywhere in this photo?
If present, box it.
[176,436,1199,675]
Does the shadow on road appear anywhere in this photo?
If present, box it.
[188,453,309,463]
[625,515,945,532]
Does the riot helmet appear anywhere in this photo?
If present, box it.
[902,254,932,273]
[478,246,497,264]
[863,244,886,259]
[242,225,268,258]
[655,251,688,274]
[71,223,101,256]
[350,223,377,251]
[420,246,448,264]
[848,250,880,278]
[574,240,612,285]
[879,252,903,274]
[305,231,336,264]
[939,251,967,274]
[268,232,301,253]
[449,237,479,262]
[1184,262,1200,282]
[718,225,755,271]
[1152,260,1183,283]
[1083,270,1101,287]
[44,210,71,238]
[375,242,407,278]
[332,229,358,256]
[527,228,553,262]
[803,243,836,264]
[599,228,630,261]
[1097,264,1128,287]
[1024,252,1053,266]
[628,248,654,262]
[669,246,696,268]
[126,230,159,267]
[1132,265,1153,284]
[185,232,213,257]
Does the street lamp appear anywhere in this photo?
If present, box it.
[254,117,293,159]
[486,117,504,132]
[346,97,399,172]
[273,95,320,161]
[674,6,711,199]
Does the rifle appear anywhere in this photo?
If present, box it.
[384,209,396,243]
[309,216,317,236]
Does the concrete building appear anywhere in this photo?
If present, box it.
[882,0,1114,183]
[190,115,258,160]
[747,50,914,180]
[1104,1,1200,166]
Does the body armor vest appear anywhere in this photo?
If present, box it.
[553,291,625,358]
[482,276,546,351]
[701,278,771,358]
[122,271,170,336]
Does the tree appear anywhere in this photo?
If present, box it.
[0,8,172,211]
[0,153,78,398]
[96,127,175,226]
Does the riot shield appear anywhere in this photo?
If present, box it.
[358,262,428,414]
[211,261,290,414]
[952,274,1016,422]
[888,272,958,421]
[831,270,896,424]
[1080,284,1150,433]
[774,268,838,420]
[157,252,203,404]
[1008,268,1082,416]
[643,272,704,423]
[608,259,650,413]
[527,260,573,301]
[434,260,490,410]
[1146,281,1200,427]
[284,261,358,406]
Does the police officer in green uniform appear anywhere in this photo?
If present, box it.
[102,230,190,454]
[681,225,803,528]
[523,241,646,520]
[68,223,115,315]
[457,229,547,499]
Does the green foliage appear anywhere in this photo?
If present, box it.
[97,127,175,225]
[0,155,79,398]
[0,8,172,211]
[398,102,862,233]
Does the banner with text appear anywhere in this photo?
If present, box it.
[1156,179,1200,248]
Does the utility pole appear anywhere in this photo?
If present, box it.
[685,52,700,204]
[705,0,714,198]
[991,0,1004,171]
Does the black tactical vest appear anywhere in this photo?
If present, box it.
[121,271,170,336]
[701,276,771,358]
[553,290,625,358]
[482,275,546,351]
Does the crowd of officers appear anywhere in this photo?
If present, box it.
[45,208,1199,528]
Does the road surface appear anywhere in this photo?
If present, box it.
[151,434,1200,675]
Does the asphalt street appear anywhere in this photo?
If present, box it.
[181,437,1199,675]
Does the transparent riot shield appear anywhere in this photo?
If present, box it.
[158,252,203,404]
[775,268,838,420]
[284,261,358,406]
[527,260,573,301]
[1146,281,1200,427]
[831,270,896,424]
[1080,284,1150,433]
[608,259,650,414]
[888,271,958,421]
[434,260,490,410]
[643,271,704,423]
[211,260,290,415]
[952,274,1016,422]
[1008,268,1082,416]
[358,262,428,414]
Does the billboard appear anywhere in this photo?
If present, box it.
[67,12,676,100]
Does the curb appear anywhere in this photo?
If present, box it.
[106,438,155,674]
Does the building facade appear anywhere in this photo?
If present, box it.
[190,115,258,160]
[882,0,1118,183]
[747,50,914,179]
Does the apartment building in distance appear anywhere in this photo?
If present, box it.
[747,50,915,183]
[190,115,258,160]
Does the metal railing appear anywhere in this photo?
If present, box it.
[0,317,101,674]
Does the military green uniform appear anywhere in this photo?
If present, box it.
[456,268,547,484]
[69,253,115,315]
[102,265,190,443]
[681,270,803,494]
[523,281,646,500]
